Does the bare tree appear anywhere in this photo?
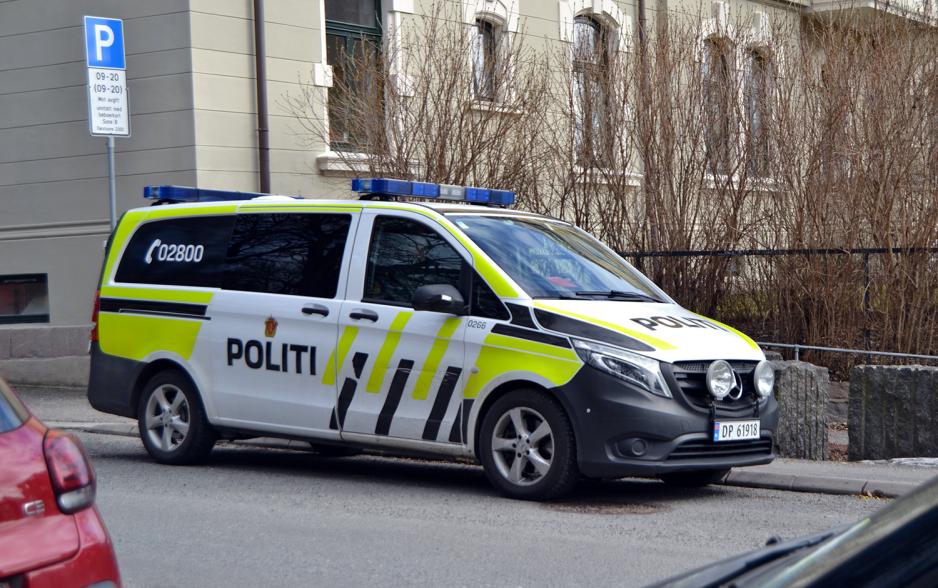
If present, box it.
[289,2,938,368]
[288,1,552,196]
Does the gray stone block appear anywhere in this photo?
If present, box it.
[0,329,11,360]
[772,360,829,460]
[0,356,90,388]
[8,326,90,358]
[849,365,938,460]
[763,351,784,362]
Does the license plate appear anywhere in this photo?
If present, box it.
[713,420,760,442]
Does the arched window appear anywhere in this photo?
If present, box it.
[745,49,772,177]
[703,38,736,175]
[473,18,502,101]
[573,16,613,167]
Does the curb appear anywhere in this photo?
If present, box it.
[55,422,315,453]
[721,469,918,499]
[59,422,921,499]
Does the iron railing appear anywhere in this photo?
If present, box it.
[620,246,938,362]
[758,342,938,364]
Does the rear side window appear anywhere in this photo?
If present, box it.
[115,216,234,287]
[223,213,351,298]
[0,380,28,433]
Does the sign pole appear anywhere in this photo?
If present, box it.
[84,15,130,229]
[107,136,117,229]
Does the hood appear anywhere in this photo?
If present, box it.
[532,300,764,364]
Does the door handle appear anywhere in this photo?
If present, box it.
[349,309,379,322]
[301,304,330,317]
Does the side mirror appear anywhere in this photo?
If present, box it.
[413,284,466,315]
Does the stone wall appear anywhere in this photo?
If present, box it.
[849,365,938,460]
[0,326,90,387]
[772,361,829,460]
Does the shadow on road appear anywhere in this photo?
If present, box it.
[93,435,735,506]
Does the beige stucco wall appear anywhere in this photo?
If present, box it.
[0,0,818,328]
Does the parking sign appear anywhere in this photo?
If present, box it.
[84,16,129,136]
[84,16,125,69]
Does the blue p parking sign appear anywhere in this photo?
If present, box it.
[84,16,125,69]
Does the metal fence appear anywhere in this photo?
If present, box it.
[758,342,938,364]
[618,246,938,373]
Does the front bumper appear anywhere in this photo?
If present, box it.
[552,365,778,479]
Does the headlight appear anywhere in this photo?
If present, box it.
[754,360,775,398]
[572,339,671,398]
[706,360,735,400]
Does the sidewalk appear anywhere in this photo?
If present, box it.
[15,385,938,499]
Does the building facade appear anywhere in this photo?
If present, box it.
[0,0,923,338]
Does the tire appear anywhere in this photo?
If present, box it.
[478,389,579,501]
[658,468,730,488]
[307,442,362,457]
[137,370,216,465]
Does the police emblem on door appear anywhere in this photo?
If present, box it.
[265,316,278,338]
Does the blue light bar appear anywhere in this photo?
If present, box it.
[143,185,296,203]
[351,178,514,207]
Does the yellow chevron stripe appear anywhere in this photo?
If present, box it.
[483,333,579,361]
[366,311,413,393]
[411,318,461,400]
[323,326,359,386]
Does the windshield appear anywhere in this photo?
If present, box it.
[452,215,668,301]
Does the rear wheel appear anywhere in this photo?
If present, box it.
[658,468,730,487]
[137,370,216,465]
[478,390,579,501]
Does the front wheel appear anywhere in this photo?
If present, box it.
[658,468,730,488]
[478,390,579,501]
[137,370,216,465]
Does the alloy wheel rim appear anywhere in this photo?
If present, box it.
[144,384,190,452]
[491,406,554,487]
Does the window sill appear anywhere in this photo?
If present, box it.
[572,166,642,187]
[467,99,523,116]
[702,172,781,191]
[316,150,375,177]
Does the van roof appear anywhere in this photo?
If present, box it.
[138,198,562,223]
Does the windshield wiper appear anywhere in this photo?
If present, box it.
[575,290,663,303]
[532,293,588,300]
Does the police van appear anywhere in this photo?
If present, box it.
[88,179,778,500]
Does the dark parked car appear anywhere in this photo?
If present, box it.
[649,474,938,587]
[0,377,121,587]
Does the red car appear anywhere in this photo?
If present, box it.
[0,378,120,588]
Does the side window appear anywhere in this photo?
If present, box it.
[223,213,351,298]
[115,216,233,287]
[471,273,509,320]
[364,216,466,306]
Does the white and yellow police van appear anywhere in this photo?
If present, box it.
[89,179,778,500]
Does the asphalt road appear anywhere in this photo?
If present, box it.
[76,432,887,587]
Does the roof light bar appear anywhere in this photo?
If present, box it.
[351,178,515,207]
[143,185,299,203]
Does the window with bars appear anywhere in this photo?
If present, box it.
[572,16,613,168]
[745,49,773,178]
[703,38,736,176]
[325,0,382,150]
[473,18,502,102]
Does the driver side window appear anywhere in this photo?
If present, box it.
[363,216,466,306]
